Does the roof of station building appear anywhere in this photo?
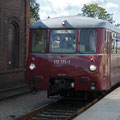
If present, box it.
[30,16,120,33]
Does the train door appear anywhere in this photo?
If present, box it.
[106,31,112,88]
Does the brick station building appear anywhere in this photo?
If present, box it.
[0,0,30,89]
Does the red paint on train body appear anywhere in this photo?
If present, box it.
[26,16,120,96]
[27,29,108,91]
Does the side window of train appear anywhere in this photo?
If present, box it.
[32,30,47,53]
[79,29,97,53]
[111,40,116,53]
[111,32,118,54]
[116,33,120,53]
[104,31,107,53]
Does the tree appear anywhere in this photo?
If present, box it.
[30,0,40,23]
[115,24,120,27]
[79,3,115,24]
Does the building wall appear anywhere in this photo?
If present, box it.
[0,0,30,89]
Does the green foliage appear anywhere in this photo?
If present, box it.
[30,0,40,23]
[30,19,36,24]
[115,24,120,27]
[79,3,115,24]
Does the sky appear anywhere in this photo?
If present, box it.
[36,0,120,24]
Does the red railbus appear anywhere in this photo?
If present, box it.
[27,16,120,97]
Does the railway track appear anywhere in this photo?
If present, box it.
[15,95,103,120]
[14,84,120,120]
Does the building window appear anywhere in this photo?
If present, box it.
[8,23,19,69]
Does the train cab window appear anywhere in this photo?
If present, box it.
[79,29,97,53]
[32,30,47,53]
[49,30,77,53]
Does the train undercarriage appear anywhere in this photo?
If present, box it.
[47,77,102,99]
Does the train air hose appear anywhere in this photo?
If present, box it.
[30,71,38,95]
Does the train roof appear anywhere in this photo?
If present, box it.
[30,16,120,33]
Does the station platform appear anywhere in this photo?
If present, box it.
[74,87,120,120]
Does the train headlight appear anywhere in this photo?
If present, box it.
[90,65,96,71]
[29,63,36,70]
[62,20,66,26]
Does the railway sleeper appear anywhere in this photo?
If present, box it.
[40,111,71,116]
[46,109,75,113]
[34,114,67,119]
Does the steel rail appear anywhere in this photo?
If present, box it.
[14,77,120,120]
[15,99,63,120]
[15,95,104,120]
[66,97,102,120]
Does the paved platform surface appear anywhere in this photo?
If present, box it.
[0,86,29,100]
[0,91,59,120]
[74,87,120,120]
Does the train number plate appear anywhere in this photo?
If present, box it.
[54,60,71,65]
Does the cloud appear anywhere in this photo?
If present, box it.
[102,2,120,24]
[38,0,106,19]
[37,0,120,24]
[91,0,106,4]
[105,3,119,9]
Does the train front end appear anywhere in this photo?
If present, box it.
[27,18,108,97]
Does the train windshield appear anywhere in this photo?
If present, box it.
[49,30,77,53]
[32,30,47,53]
[79,29,97,53]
